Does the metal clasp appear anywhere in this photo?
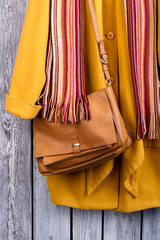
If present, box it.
[100,56,108,64]
[72,143,81,147]
[105,77,114,86]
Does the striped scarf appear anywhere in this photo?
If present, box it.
[125,0,160,139]
[39,0,90,123]
[39,0,160,139]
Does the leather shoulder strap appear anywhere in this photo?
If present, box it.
[87,0,113,85]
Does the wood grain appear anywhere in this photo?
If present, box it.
[0,0,32,239]
[72,209,102,240]
[142,209,160,240]
[103,210,141,240]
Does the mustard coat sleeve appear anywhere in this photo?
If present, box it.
[5,0,50,119]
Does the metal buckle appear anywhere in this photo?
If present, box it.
[72,143,81,147]
[105,78,114,86]
[100,56,108,64]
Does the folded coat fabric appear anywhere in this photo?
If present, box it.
[4,0,160,212]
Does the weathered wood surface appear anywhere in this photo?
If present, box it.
[73,209,102,239]
[0,0,32,239]
[103,211,141,240]
[142,209,160,240]
[1,0,160,240]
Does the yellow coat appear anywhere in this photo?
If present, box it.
[5,0,160,212]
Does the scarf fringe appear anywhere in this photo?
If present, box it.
[41,95,90,123]
[147,113,160,139]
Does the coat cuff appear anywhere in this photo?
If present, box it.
[5,93,42,119]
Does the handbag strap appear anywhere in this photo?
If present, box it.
[87,0,114,86]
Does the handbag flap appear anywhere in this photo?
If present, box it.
[43,145,110,166]
[33,88,117,158]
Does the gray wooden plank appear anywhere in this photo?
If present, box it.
[103,210,141,240]
[0,0,32,239]
[72,209,102,240]
[142,209,160,240]
[0,116,32,240]
[33,150,71,240]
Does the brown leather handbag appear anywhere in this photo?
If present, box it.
[33,0,133,176]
